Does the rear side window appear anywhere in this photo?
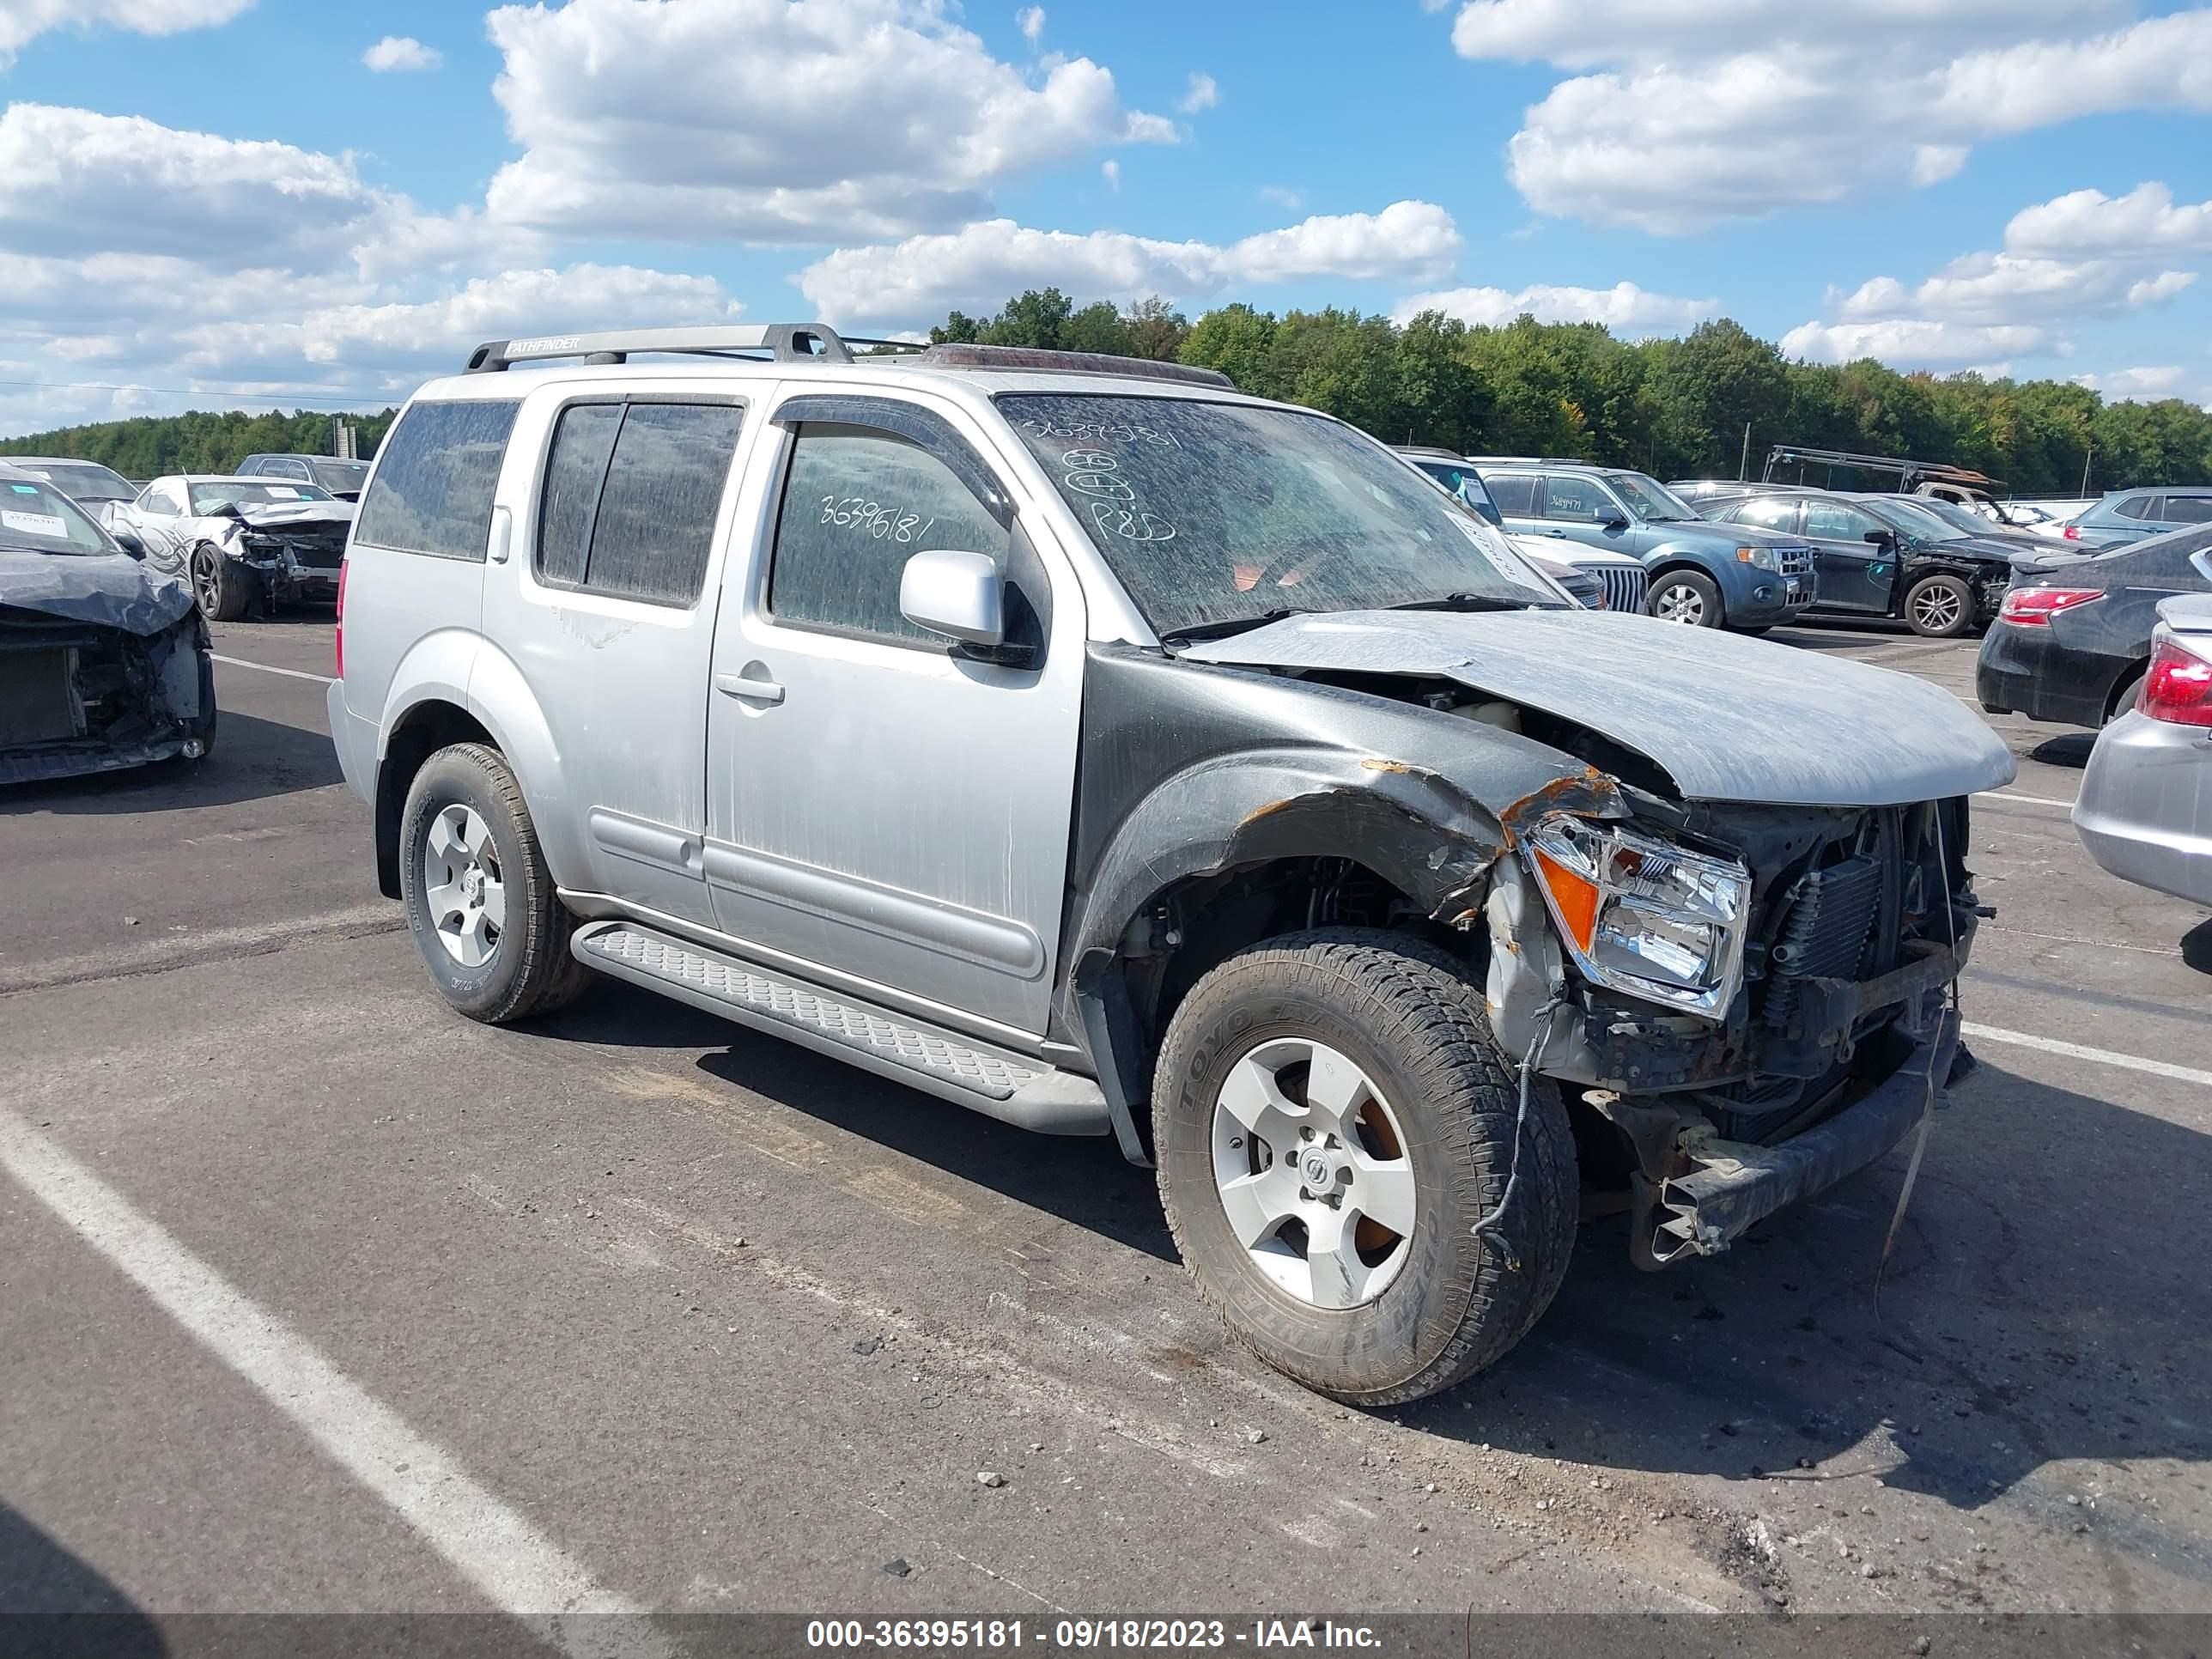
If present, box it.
[1486,474,1536,515]
[534,400,743,606]
[1734,497,1802,532]
[1540,476,1607,521]
[2163,496,2212,525]
[768,422,1010,644]
[356,399,520,561]
[2112,495,2156,520]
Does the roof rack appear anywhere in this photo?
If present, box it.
[915,343,1232,387]
[1762,444,2005,495]
[462,324,925,374]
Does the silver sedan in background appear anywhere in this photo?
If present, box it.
[2075,571,2212,908]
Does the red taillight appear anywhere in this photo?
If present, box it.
[1997,586,2102,627]
[334,558,347,681]
[2139,632,2212,727]
[2063,525,2081,540]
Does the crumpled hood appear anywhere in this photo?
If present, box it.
[0,546,196,635]
[233,500,356,532]
[1182,607,2017,806]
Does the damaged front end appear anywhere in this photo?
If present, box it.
[0,551,215,785]
[1485,794,1986,1267]
[198,503,351,608]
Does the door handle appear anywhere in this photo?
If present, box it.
[1546,529,1567,538]
[715,671,785,705]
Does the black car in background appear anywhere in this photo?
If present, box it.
[0,455,137,509]
[236,453,372,500]
[1700,488,2018,636]
[1978,525,2212,728]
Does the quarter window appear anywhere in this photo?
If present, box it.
[534,401,743,606]
[769,422,1010,644]
[2112,495,2156,520]
[355,399,521,562]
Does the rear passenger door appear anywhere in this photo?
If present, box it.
[702,392,1085,1036]
[1485,473,1540,538]
[479,390,751,927]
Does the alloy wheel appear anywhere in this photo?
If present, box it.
[1911,585,1964,634]
[1210,1037,1415,1310]
[422,802,506,967]
[1653,581,1706,624]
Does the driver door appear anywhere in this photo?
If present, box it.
[1800,498,1903,614]
[1535,475,1631,552]
[702,392,1085,1036]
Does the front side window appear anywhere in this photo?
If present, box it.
[356,398,521,562]
[1604,472,1696,522]
[535,400,742,606]
[2162,496,2212,525]
[1001,393,1558,636]
[1805,501,1880,540]
[769,422,1010,643]
[1539,475,1610,522]
[0,475,113,556]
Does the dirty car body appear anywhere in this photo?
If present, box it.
[0,464,215,784]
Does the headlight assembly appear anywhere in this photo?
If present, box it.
[1523,814,1752,1017]
[1736,544,1778,571]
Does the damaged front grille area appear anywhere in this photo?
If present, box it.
[0,607,208,783]
[245,526,347,570]
[1764,854,1882,1024]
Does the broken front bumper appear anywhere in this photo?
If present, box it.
[1632,1008,1959,1267]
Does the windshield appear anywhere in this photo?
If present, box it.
[0,474,119,556]
[1414,460,1503,526]
[311,459,370,493]
[9,460,133,503]
[1605,471,1696,522]
[1862,495,1970,542]
[1000,393,1559,635]
[190,479,337,512]
[1921,498,2014,537]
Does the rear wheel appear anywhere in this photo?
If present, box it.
[1153,929,1577,1406]
[2104,668,2146,725]
[190,543,250,622]
[399,742,588,1024]
[1650,570,1723,628]
[1905,574,1975,638]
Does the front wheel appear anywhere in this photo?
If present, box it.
[1904,574,1976,638]
[191,543,250,622]
[1153,929,1577,1406]
[399,742,588,1024]
[1649,570,1723,628]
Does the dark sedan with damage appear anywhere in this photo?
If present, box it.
[1977,526,2212,729]
[0,463,216,784]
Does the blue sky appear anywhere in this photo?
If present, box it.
[2,0,2209,433]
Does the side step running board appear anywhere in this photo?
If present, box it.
[572,921,1109,1137]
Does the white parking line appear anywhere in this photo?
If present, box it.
[1981,789,2077,809]
[1962,1024,2212,1088]
[211,653,334,684]
[0,1109,668,1657]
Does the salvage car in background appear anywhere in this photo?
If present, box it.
[0,462,215,783]
[330,324,2012,1405]
[2063,486,2212,550]
[2074,584,2212,908]
[1397,447,1648,614]
[237,453,373,501]
[1702,488,2017,637]
[1480,460,1815,631]
[107,474,354,620]
[1,455,137,510]
[1978,526,2212,728]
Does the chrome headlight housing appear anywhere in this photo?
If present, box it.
[1523,815,1752,1017]
[1736,544,1779,571]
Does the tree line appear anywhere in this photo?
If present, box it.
[936,290,2212,495]
[8,295,2209,495]
[0,407,398,480]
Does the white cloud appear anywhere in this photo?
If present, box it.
[0,0,253,66]
[1781,319,2053,368]
[1100,159,1120,191]
[480,0,1174,244]
[1443,1,2212,232]
[1392,280,1717,335]
[2069,364,2186,398]
[2005,180,2212,257]
[796,202,1461,325]
[1835,252,2197,326]
[1180,71,1218,112]
[363,34,441,72]
[1016,4,1043,42]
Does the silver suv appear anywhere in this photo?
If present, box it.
[331,325,2014,1404]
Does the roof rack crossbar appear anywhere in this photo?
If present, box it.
[1761,443,2003,493]
[464,324,866,374]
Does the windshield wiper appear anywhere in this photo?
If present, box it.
[1163,607,1309,646]
[1381,592,1536,613]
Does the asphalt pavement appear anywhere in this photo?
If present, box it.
[3,609,2208,1644]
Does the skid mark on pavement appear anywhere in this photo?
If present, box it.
[0,1109,666,1656]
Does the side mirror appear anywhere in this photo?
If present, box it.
[1593,507,1628,528]
[1863,529,1895,547]
[899,549,1005,649]
[110,529,145,558]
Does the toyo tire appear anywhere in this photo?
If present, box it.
[1153,929,1577,1407]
